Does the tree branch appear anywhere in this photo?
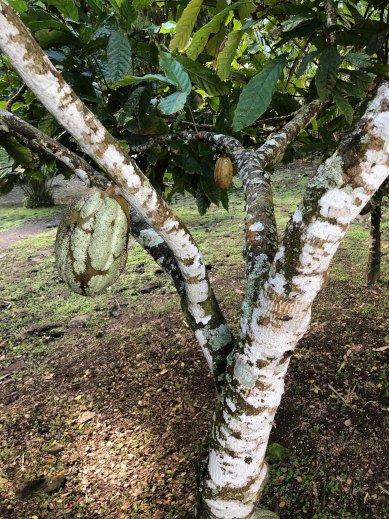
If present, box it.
[324,0,338,47]
[6,83,27,111]
[0,2,234,392]
[255,98,326,167]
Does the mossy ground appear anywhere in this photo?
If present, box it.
[0,164,388,518]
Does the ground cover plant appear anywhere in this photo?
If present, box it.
[0,0,389,516]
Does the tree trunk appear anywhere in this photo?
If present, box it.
[367,190,383,284]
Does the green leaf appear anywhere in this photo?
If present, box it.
[124,86,145,115]
[107,30,132,81]
[186,0,244,61]
[344,52,371,68]
[207,27,226,57]
[158,92,188,114]
[0,148,13,178]
[170,0,204,51]
[251,510,280,519]
[7,0,28,13]
[344,69,374,90]
[87,0,106,14]
[200,162,220,204]
[232,57,286,132]
[177,57,229,96]
[216,30,243,81]
[173,154,202,174]
[1,137,33,165]
[220,188,229,211]
[26,20,73,32]
[117,74,175,87]
[159,51,191,94]
[46,0,78,21]
[295,50,318,77]
[335,79,364,98]
[266,442,291,462]
[196,184,211,215]
[315,48,341,100]
[107,0,136,30]
[332,91,353,125]
[366,30,389,56]
[133,0,154,8]
[281,15,321,38]
[238,1,255,22]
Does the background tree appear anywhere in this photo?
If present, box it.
[0,0,388,518]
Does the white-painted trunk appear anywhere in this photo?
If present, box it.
[199,84,389,518]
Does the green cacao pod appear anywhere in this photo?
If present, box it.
[55,189,130,296]
[214,155,233,189]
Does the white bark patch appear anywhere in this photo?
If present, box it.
[249,221,264,232]
[195,330,214,372]
[293,207,303,223]
[204,498,253,519]
[138,229,164,248]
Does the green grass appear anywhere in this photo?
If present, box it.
[0,206,61,232]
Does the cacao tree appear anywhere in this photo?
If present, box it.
[0,0,388,518]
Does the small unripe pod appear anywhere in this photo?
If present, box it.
[214,155,233,189]
[55,189,130,296]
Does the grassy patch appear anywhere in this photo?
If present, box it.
[0,206,61,233]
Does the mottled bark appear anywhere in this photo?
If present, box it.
[197,82,389,519]
[367,190,383,284]
[0,1,234,391]
[255,99,325,167]
[324,0,338,47]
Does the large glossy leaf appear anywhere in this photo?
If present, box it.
[0,148,13,178]
[315,48,341,100]
[201,162,220,204]
[46,0,78,21]
[207,26,226,57]
[107,0,136,30]
[217,30,243,81]
[133,0,154,8]
[177,57,229,96]
[7,0,28,13]
[107,30,132,81]
[186,0,244,60]
[232,57,286,132]
[344,69,374,90]
[196,184,211,215]
[344,52,371,68]
[295,50,318,77]
[124,86,145,115]
[281,15,321,38]
[117,74,175,87]
[158,92,188,114]
[159,52,191,94]
[170,0,204,51]
[332,91,353,125]
[1,137,33,165]
[335,79,364,98]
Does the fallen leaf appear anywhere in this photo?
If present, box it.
[76,411,95,425]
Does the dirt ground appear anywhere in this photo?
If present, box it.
[0,171,388,519]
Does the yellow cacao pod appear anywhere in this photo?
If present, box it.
[55,189,130,296]
[214,156,233,189]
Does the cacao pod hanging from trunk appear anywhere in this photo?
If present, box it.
[214,155,233,189]
[55,189,130,296]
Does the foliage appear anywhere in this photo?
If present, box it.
[0,0,388,211]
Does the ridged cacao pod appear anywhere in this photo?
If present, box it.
[214,155,233,189]
[55,189,130,296]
